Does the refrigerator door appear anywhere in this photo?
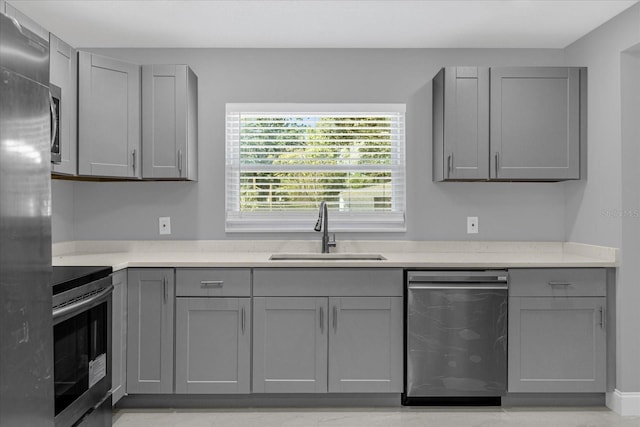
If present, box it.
[0,12,54,427]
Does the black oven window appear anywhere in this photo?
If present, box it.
[53,301,107,416]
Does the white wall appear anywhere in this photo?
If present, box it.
[54,48,568,242]
[564,2,640,412]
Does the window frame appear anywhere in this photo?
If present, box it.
[225,103,407,233]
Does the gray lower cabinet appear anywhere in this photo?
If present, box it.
[508,268,607,393]
[142,64,198,180]
[252,268,404,394]
[175,298,250,394]
[328,297,403,393]
[253,297,328,393]
[111,270,127,405]
[252,293,403,394]
[78,51,141,178]
[50,33,77,176]
[127,268,174,394]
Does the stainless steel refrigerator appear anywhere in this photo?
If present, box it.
[0,12,54,427]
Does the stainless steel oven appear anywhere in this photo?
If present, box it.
[52,267,113,427]
[50,83,61,163]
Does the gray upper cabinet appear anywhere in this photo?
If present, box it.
[432,66,585,182]
[433,67,489,181]
[127,268,174,394]
[78,51,141,178]
[50,34,77,176]
[508,268,607,393]
[142,64,198,180]
[491,67,582,180]
[175,298,250,394]
[328,297,403,393]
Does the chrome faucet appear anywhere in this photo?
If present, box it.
[314,201,337,253]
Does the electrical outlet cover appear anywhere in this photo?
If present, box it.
[159,217,171,235]
[467,216,478,234]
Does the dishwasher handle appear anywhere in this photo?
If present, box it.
[408,283,508,290]
[407,271,508,284]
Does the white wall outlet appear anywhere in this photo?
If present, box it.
[159,217,171,235]
[467,216,478,234]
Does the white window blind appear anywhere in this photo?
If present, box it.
[225,103,406,232]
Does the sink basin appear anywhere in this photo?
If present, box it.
[269,253,387,261]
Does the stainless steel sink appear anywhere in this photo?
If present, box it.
[269,253,387,261]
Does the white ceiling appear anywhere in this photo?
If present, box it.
[8,0,639,49]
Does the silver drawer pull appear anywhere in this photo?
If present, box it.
[548,281,572,286]
[201,280,224,288]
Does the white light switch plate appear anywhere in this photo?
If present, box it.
[467,216,478,234]
[159,217,171,235]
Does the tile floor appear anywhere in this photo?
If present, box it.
[113,407,640,427]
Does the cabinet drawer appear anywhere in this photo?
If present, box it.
[509,268,606,297]
[176,268,251,297]
[253,268,403,297]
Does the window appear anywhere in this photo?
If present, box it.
[225,103,406,232]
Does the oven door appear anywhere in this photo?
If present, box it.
[53,280,112,427]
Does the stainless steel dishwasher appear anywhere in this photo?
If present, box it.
[404,271,508,405]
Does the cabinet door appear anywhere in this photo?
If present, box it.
[433,67,489,181]
[50,34,77,176]
[111,270,127,405]
[490,67,581,180]
[127,268,174,394]
[175,298,250,394]
[78,51,141,178]
[142,65,197,180]
[252,297,328,393]
[508,297,606,392]
[328,297,403,393]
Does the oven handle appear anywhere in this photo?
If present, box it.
[53,284,114,321]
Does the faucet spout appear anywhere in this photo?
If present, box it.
[314,201,336,253]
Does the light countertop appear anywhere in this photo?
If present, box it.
[52,240,618,271]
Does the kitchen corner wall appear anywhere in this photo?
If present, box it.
[564,2,640,411]
[52,48,568,243]
[52,179,74,242]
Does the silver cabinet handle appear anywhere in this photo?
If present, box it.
[132,149,137,175]
[447,152,453,178]
[333,306,337,333]
[162,276,167,304]
[49,91,58,160]
[548,281,572,286]
[599,307,605,329]
[200,280,224,288]
[178,149,183,177]
[241,306,246,335]
[494,152,499,177]
[319,306,324,334]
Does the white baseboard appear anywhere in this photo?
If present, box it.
[607,389,640,416]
